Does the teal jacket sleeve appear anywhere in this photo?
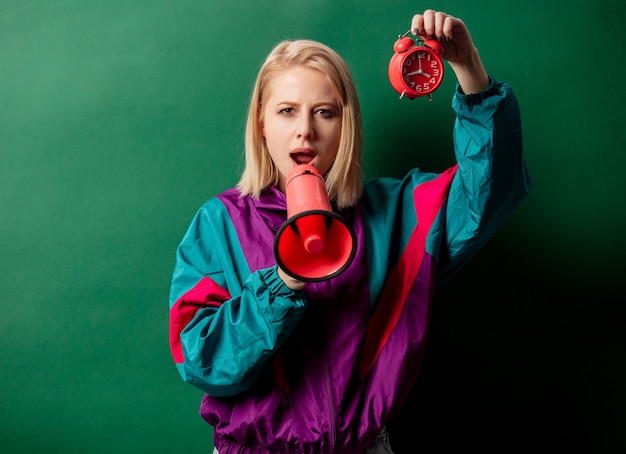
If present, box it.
[436,78,532,282]
[169,200,307,397]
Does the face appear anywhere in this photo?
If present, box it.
[261,66,342,192]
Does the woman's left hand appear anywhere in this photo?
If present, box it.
[410,9,490,94]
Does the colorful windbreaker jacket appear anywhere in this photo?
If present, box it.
[169,79,532,454]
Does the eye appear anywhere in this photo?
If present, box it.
[315,108,337,119]
[278,107,295,115]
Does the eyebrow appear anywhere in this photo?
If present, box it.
[274,101,340,109]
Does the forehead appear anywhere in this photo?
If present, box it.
[264,66,338,103]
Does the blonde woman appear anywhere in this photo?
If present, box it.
[169,9,531,454]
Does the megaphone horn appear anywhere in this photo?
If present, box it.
[274,164,357,282]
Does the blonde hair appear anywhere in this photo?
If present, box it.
[236,39,363,209]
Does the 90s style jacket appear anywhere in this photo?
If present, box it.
[169,79,532,454]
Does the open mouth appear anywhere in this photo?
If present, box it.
[290,151,315,165]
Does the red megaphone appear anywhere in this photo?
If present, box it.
[274,164,357,282]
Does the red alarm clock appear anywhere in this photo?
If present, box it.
[388,31,444,100]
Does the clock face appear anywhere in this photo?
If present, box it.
[401,48,443,95]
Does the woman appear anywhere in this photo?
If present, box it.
[169,9,531,454]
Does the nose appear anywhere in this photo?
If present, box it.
[296,115,315,140]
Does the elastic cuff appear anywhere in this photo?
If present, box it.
[256,266,301,298]
[456,76,500,106]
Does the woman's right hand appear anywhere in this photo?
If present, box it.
[278,267,306,291]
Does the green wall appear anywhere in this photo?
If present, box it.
[1,0,624,452]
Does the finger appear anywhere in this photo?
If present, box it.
[442,15,456,41]
[433,11,448,39]
[421,9,436,38]
[410,14,425,36]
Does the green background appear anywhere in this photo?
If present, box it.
[1,0,624,452]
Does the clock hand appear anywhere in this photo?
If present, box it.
[405,69,423,76]
[417,53,431,78]
[405,69,432,78]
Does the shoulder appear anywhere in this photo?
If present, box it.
[185,189,242,235]
[197,188,246,216]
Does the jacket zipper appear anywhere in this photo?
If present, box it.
[311,280,337,452]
